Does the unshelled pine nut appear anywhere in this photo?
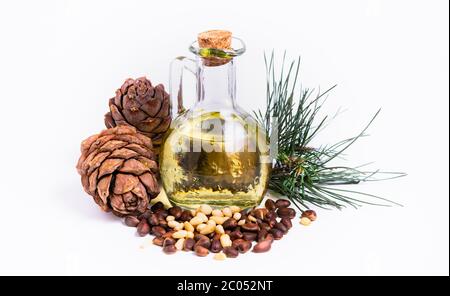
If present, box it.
[173,230,188,239]
[214,252,227,261]
[222,208,232,217]
[253,239,272,253]
[212,209,223,217]
[175,238,185,251]
[220,234,232,248]
[276,199,291,208]
[199,205,213,215]
[233,212,242,221]
[230,206,241,214]
[196,212,208,223]
[166,215,175,222]
[215,225,225,234]
[190,216,203,226]
[238,219,246,226]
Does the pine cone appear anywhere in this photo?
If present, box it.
[76,126,160,217]
[104,77,171,154]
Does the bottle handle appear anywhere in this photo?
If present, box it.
[169,56,197,118]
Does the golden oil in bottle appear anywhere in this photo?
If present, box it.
[160,111,270,209]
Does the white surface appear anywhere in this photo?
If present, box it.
[0,0,448,276]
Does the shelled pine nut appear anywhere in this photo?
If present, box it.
[175,238,185,251]
[233,212,242,221]
[196,212,208,223]
[214,252,227,260]
[215,225,225,234]
[220,234,232,248]
[189,216,203,226]
[230,206,241,214]
[212,209,224,217]
[173,230,188,239]
[199,205,213,215]
[184,222,194,232]
[222,208,233,217]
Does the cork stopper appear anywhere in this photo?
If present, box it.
[197,30,232,66]
[198,30,232,50]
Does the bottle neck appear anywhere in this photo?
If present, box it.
[196,59,236,109]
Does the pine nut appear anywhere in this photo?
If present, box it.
[173,230,188,239]
[238,219,246,226]
[189,216,203,226]
[300,217,312,226]
[186,231,194,239]
[214,252,227,261]
[301,210,317,221]
[175,223,184,231]
[212,209,224,217]
[207,219,216,227]
[223,246,239,258]
[169,206,183,219]
[196,212,208,223]
[233,212,242,221]
[175,238,185,251]
[265,199,276,211]
[242,223,259,232]
[222,218,238,230]
[210,239,222,253]
[220,234,232,248]
[168,220,180,228]
[277,207,296,219]
[196,223,207,232]
[222,208,232,217]
[215,225,225,234]
[253,239,272,253]
[166,215,175,222]
[248,215,257,222]
[199,204,213,215]
[184,222,194,232]
[230,206,241,213]
[125,216,140,227]
[200,225,215,235]
[276,199,291,208]
[163,244,177,254]
[210,216,228,225]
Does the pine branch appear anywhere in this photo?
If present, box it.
[256,52,406,211]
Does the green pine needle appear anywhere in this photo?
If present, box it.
[255,52,406,211]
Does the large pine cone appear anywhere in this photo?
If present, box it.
[76,126,160,217]
[104,77,171,154]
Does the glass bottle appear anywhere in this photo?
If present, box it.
[160,31,270,209]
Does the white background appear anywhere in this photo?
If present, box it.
[0,0,448,276]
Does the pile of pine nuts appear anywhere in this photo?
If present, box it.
[125,199,313,260]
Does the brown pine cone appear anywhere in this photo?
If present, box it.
[104,77,171,154]
[76,126,160,217]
